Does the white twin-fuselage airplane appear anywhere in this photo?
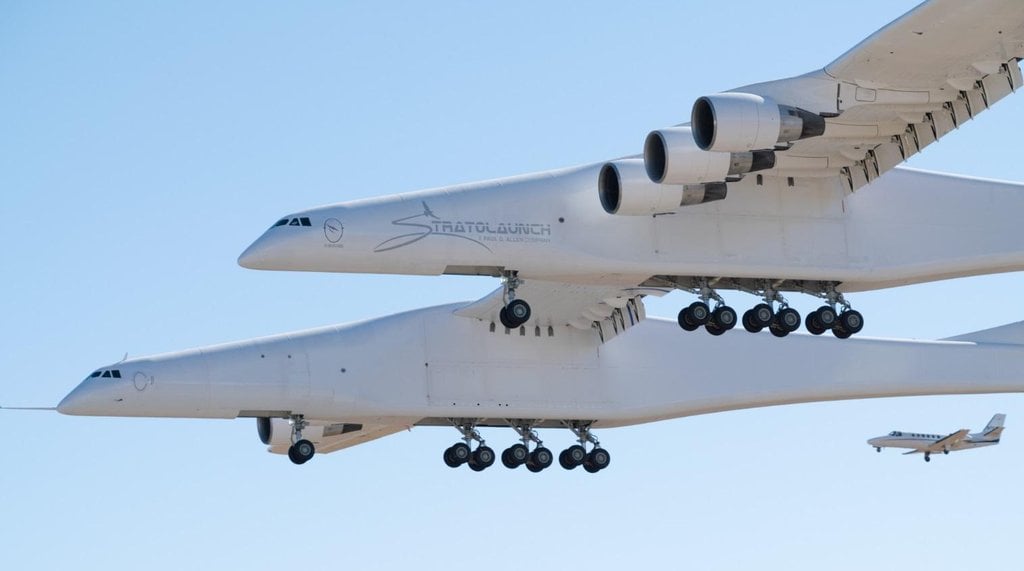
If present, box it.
[868,414,1006,462]
[15,0,1024,472]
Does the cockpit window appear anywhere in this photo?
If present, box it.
[90,371,101,378]
[102,371,111,378]
[890,431,902,436]
[94,369,122,379]
[274,217,313,229]
[112,370,121,378]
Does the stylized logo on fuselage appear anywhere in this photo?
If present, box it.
[373,201,551,253]
[324,218,344,243]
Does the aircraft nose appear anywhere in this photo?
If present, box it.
[57,381,97,416]
[237,239,267,269]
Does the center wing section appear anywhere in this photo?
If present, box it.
[454,280,670,343]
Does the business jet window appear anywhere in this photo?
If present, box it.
[273,217,312,228]
[890,431,902,436]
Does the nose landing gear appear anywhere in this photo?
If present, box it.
[287,414,316,465]
[498,271,532,329]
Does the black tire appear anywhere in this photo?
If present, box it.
[444,446,461,468]
[585,448,611,472]
[805,311,826,335]
[742,310,762,333]
[769,323,789,338]
[559,449,575,470]
[751,303,774,328]
[678,308,699,331]
[563,445,586,469]
[924,454,931,462]
[706,322,726,336]
[292,439,315,464]
[499,307,516,329]
[473,446,495,469]
[468,458,486,471]
[687,301,711,325]
[531,447,553,470]
[449,442,471,465]
[832,325,852,339]
[839,309,864,335]
[287,445,302,465]
[712,306,737,331]
[501,448,516,469]
[816,306,837,327]
[777,307,801,332]
[505,443,528,468]
[506,299,531,325]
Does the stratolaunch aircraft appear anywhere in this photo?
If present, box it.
[30,1,1024,470]
[868,414,1005,462]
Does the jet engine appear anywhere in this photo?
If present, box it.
[257,416,293,447]
[690,92,826,152]
[643,125,775,185]
[599,158,726,215]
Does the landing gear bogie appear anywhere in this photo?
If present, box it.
[526,447,553,472]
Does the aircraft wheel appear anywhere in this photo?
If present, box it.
[502,444,528,468]
[924,453,931,462]
[742,310,762,333]
[506,299,531,325]
[750,303,774,328]
[688,300,712,327]
[711,306,737,331]
[289,439,315,465]
[776,307,801,332]
[769,323,789,338]
[816,306,838,328]
[705,322,726,336]
[470,446,495,471]
[839,309,864,335]
[559,445,587,470]
[584,448,611,473]
[875,447,881,453]
[445,442,471,467]
[805,312,827,335]
[832,325,852,339]
[526,447,553,472]
[677,309,699,331]
[499,307,516,329]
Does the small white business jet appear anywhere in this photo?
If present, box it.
[10,1,1024,472]
[868,414,1005,462]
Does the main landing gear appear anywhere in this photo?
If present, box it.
[498,271,532,329]
[804,284,864,339]
[287,414,316,465]
[440,420,609,474]
[673,279,866,339]
[677,279,737,336]
[559,422,611,473]
[924,452,931,462]
[443,420,496,471]
[742,284,801,338]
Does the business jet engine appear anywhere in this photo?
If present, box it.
[690,92,826,152]
[599,158,727,215]
[642,125,775,185]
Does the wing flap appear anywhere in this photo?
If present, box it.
[454,279,669,343]
[268,423,412,456]
[924,429,970,452]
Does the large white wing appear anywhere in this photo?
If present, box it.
[714,0,1024,192]
[454,280,670,343]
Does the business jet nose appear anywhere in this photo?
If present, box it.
[57,381,99,416]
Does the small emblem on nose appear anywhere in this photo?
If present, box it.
[133,372,152,392]
[324,218,344,243]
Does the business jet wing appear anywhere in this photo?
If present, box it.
[716,0,1024,192]
[924,428,971,452]
[455,280,670,343]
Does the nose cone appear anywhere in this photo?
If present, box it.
[867,437,881,447]
[57,381,98,416]
[237,238,268,269]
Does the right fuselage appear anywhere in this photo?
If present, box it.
[238,165,1024,294]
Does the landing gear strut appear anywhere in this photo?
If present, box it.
[287,414,316,465]
[677,278,737,336]
[806,283,863,338]
[501,421,553,472]
[499,271,531,329]
[559,421,610,473]
[743,283,800,338]
[443,419,495,471]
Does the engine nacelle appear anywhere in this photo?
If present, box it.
[643,126,775,185]
[691,92,826,152]
[599,159,726,215]
[257,417,294,447]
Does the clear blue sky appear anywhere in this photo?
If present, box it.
[3,2,1023,569]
